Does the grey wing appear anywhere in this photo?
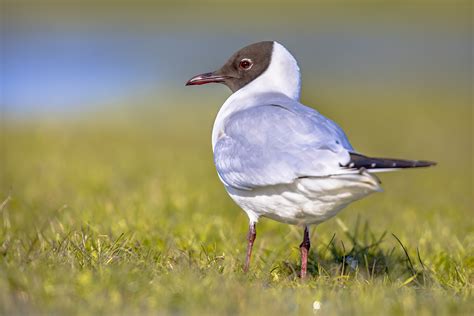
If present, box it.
[214,103,353,190]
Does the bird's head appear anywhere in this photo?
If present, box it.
[186,41,301,100]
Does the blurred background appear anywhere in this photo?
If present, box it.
[1,1,471,116]
[0,1,472,314]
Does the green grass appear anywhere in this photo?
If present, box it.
[1,94,472,315]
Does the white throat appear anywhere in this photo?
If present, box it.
[212,42,302,149]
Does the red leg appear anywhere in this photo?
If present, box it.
[243,222,256,272]
[300,226,311,279]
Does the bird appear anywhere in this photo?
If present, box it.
[185,41,435,278]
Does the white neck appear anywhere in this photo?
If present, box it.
[243,42,301,101]
[212,41,302,149]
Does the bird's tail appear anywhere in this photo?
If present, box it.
[345,152,436,172]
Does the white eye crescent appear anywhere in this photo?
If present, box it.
[239,58,253,70]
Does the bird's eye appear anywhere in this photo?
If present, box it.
[239,58,253,70]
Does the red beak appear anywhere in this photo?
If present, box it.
[185,72,227,86]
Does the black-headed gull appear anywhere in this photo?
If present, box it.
[186,41,435,278]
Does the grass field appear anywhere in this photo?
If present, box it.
[1,92,472,315]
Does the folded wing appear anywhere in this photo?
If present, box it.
[214,102,353,190]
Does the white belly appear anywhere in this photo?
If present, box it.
[226,172,382,226]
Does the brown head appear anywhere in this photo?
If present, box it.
[186,41,274,93]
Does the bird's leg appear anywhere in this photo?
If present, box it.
[300,226,311,279]
[243,222,257,272]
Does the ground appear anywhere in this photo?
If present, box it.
[1,94,472,315]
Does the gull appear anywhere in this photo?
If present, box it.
[186,41,435,278]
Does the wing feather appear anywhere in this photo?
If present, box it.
[214,101,353,190]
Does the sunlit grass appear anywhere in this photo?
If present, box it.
[1,95,472,315]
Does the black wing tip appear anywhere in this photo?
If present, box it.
[414,160,437,167]
[391,159,437,168]
[347,153,437,169]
